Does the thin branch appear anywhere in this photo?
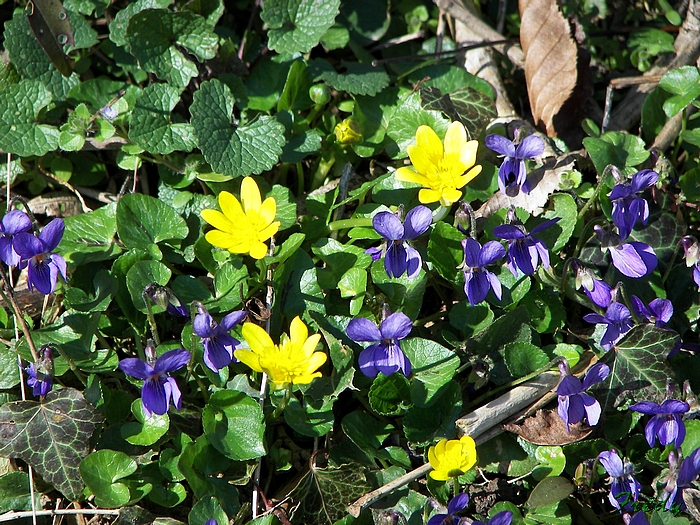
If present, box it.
[0,510,120,523]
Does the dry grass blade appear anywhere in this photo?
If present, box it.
[519,0,578,135]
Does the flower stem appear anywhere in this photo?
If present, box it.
[271,383,293,420]
[328,217,373,231]
[432,205,450,223]
[661,239,683,285]
[142,290,160,346]
[452,476,460,498]
[0,267,39,362]
[49,344,87,386]
[577,165,614,222]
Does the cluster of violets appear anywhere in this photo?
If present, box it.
[428,492,513,525]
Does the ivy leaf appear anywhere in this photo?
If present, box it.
[309,59,389,96]
[202,390,266,461]
[597,325,678,410]
[79,449,137,508]
[129,84,196,154]
[190,79,285,177]
[0,80,59,156]
[261,0,341,54]
[420,85,497,139]
[4,11,79,100]
[116,193,189,251]
[125,9,218,88]
[0,388,103,501]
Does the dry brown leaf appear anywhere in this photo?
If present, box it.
[519,0,578,136]
[503,409,593,445]
[474,151,579,218]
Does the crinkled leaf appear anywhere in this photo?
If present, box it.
[202,390,266,460]
[0,388,102,501]
[0,80,59,156]
[597,324,678,410]
[369,373,411,416]
[129,84,196,154]
[309,59,389,96]
[65,7,98,51]
[420,85,496,139]
[116,193,188,251]
[261,0,340,54]
[109,0,172,46]
[125,9,218,88]
[190,79,285,177]
[4,12,79,100]
[79,449,137,508]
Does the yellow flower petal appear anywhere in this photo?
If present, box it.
[205,230,237,250]
[218,191,245,223]
[440,188,463,207]
[443,122,467,158]
[460,140,479,168]
[242,323,275,355]
[240,177,262,214]
[463,165,483,185]
[259,197,277,225]
[289,316,308,346]
[418,188,441,204]
[201,209,232,232]
[233,349,263,373]
[395,166,428,186]
[415,125,443,162]
[257,222,281,243]
[248,240,269,260]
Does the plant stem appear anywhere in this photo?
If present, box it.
[328,217,373,231]
[142,291,160,346]
[577,165,613,222]
[270,383,293,420]
[0,271,38,362]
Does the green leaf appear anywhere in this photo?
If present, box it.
[503,342,549,378]
[351,87,400,157]
[284,395,335,437]
[189,496,229,525]
[370,259,427,319]
[369,373,411,416]
[129,84,196,154]
[275,249,326,318]
[80,449,137,508]
[526,477,573,508]
[313,237,372,290]
[642,87,673,142]
[583,131,650,176]
[190,80,286,177]
[0,345,21,389]
[339,0,390,44]
[309,60,389,96]
[126,260,172,313]
[540,193,577,252]
[0,388,102,501]
[202,390,266,460]
[420,85,496,139]
[520,288,566,334]
[277,60,314,112]
[385,91,450,159]
[0,471,41,512]
[341,411,393,458]
[209,260,248,313]
[427,222,463,283]
[403,381,462,444]
[402,338,459,407]
[121,399,170,446]
[116,193,188,251]
[109,0,172,46]
[659,66,700,117]
[65,7,98,51]
[0,80,59,156]
[597,325,678,410]
[448,301,494,339]
[261,0,341,54]
[4,12,79,100]
[125,9,218,88]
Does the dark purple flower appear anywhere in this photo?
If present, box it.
[13,219,67,295]
[25,362,53,396]
[557,362,609,431]
[627,512,650,525]
[0,210,32,267]
[346,311,413,378]
[663,448,700,511]
[594,225,657,279]
[598,449,641,511]
[610,169,658,240]
[629,399,689,449]
[472,510,513,525]
[144,282,189,317]
[367,206,432,279]
[462,238,505,305]
[194,307,246,372]
[630,296,673,328]
[493,218,559,276]
[485,134,544,195]
[572,259,613,308]
[427,493,469,525]
[682,236,700,291]
[119,348,191,417]
[583,302,634,351]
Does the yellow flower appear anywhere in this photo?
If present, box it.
[236,317,326,390]
[428,436,477,481]
[395,121,481,207]
[200,177,280,260]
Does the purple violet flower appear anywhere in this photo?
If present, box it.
[428,493,469,525]
[493,218,560,276]
[0,210,32,267]
[119,348,191,417]
[583,302,634,351]
[144,282,189,317]
[627,512,651,525]
[472,510,513,525]
[346,311,413,378]
[571,259,613,308]
[630,296,673,328]
[485,134,544,196]
[557,362,609,432]
[681,236,700,291]
[610,169,658,240]
[462,238,505,305]
[598,449,641,511]
[194,306,246,372]
[594,224,657,279]
[25,347,54,397]
[663,448,700,512]
[13,219,67,295]
[367,206,432,279]
[629,399,689,449]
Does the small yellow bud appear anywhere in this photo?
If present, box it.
[334,118,363,145]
